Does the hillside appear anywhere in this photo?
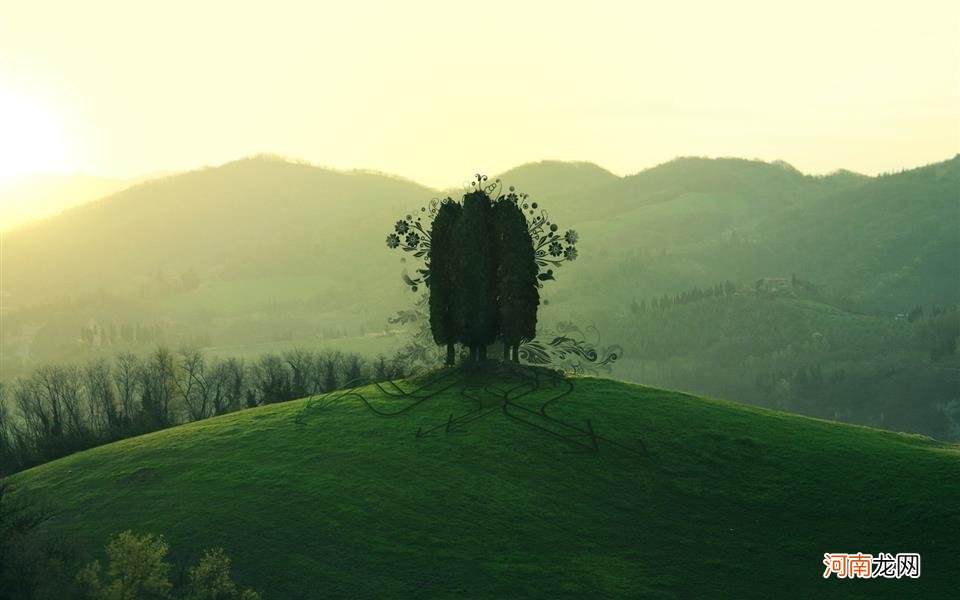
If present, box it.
[614,293,959,439]
[10,374,960,599]
[1,157,432,305]
[0,174,129,232]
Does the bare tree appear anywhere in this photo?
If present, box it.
[113,352,140,435]
[177,348,211,421]
[250,354,289,405]
[344,354,364,385]
[284,349,313,399]
[139,348,177,428]
[319,351,342,392]
[84,360,118,439]
[219,357,246,414]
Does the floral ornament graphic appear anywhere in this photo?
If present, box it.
[385,174,579,292]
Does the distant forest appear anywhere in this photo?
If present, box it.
[0,348,407,474]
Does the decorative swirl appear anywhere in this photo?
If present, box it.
[518,323,621,375]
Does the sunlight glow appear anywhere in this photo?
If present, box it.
[0,86,72,178]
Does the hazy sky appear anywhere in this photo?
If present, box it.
[1,0,957,187]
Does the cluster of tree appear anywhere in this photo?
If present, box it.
[388,178,578,365]
[0,348,408,474]
[630,281,738,313]
[430,189,540,364]
[911,305,960,360]
[78,531,260,600]
[617,292,959,440]
[628,275,833,315]
[80,322,172,347]
[1,484,260,600]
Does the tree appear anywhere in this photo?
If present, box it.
[428,200,462,365]
[177,348,211,421]
[139,348,177,429]
[454,189,499,361]
[0,478,74,600]
[493,198,539,361]
[386,176,579,367]
[113,352,140,437]
[77,531,172,600]
[185,548,261,600]
[85,360,119,439]
[78,532,261,600]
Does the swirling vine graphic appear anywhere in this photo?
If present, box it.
[385,175,578,292]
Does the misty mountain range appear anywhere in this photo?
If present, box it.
[4,154,956,308]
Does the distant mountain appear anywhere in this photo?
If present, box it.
[2,157,431,305]
[1,154,956,380]
[562,155,958,315]
[0,171,177,232]
[0,174,127,232]
[494,160,618,198]
[747,156,960,310]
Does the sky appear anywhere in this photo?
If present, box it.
[0,0,958,188]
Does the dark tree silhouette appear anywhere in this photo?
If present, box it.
[428,200,462,365]
[494,196,539,361]
[386,174,579,367]
[455,189,498,361]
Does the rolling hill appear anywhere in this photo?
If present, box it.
[4,154,956,314]
[9,373,960,598]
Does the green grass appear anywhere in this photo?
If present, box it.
[11,373,960,599]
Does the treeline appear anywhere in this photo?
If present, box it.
[628,275,830,315]
[616,293,959,439]
[0,347,408,474]
[630,281,737,313]
[80,322,175,347]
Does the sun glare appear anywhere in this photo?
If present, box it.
[0,86,72,178]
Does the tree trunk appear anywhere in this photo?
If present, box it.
[469,345,479,363]
[445,343,456,366]
[478,345,487,362]
[502,344,510,361]
[511,345,520,363]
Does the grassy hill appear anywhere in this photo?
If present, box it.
[10,373,959,599]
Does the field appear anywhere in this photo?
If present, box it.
[11,372,960,599]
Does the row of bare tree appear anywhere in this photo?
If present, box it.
[0,347,407,474]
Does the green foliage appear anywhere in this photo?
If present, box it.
[78,531,173,600]
[77,532,259,600]
[617,293,959,438]
[427,200,461,357]
[454,190,499,354]
[186,548,261,600]
[10,376,960,598]
[493,199,539,356]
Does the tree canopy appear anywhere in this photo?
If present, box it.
[386,175,578,364]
